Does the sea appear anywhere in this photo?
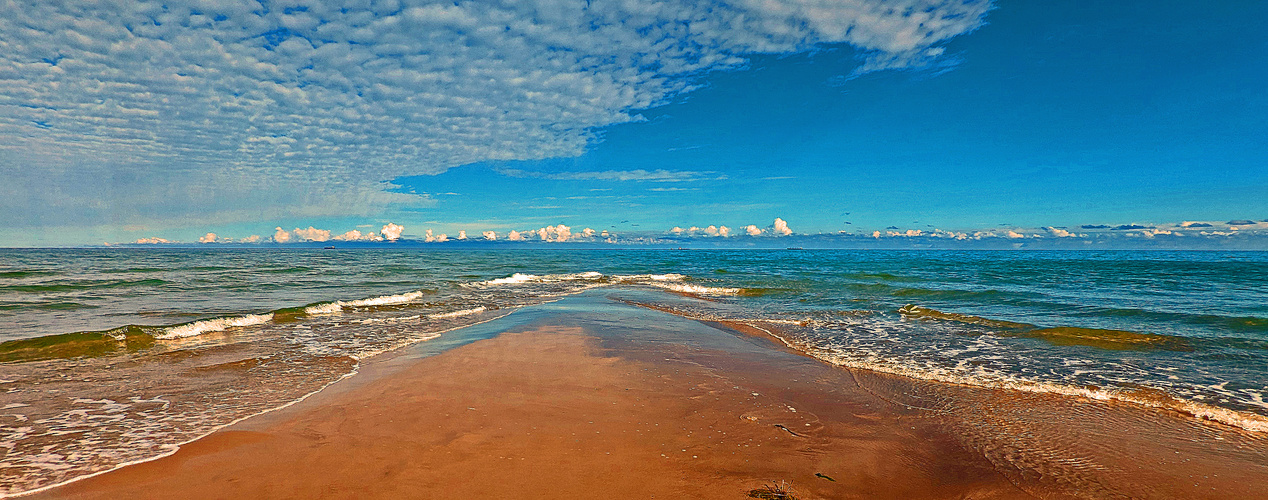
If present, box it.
[1,248,1266,495]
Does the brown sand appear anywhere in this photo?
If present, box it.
[35,300,1268,499]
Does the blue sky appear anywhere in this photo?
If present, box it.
[0,1,1265,247]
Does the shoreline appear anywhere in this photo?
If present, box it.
[27,293,1268,499]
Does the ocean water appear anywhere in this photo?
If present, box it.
[1,248,1266,494]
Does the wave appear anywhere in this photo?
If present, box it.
[472,271,605,286]
[898,304,1033,330]
[475,271,746,297]
[899,304,1192,351]
[0,270,60,279]
[1091,306,1268,334]
[1,279,168,293]
[651,282,742,296]
[0,326,157,363]
[303,291,428,315]
[34,302,101,311]
[155,313,274,340]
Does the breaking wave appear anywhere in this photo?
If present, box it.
[156,314,274,340]
[303,291,428,315]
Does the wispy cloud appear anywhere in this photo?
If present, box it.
[497,168,722,183]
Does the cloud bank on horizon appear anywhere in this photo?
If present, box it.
[0,0,990,244]
[124,217,1268,249]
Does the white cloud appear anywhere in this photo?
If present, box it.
[482,230,497,241]
[1045,227,1084,238]
[507,230,525,241]
[773,218,793,236]
[381,223,404,241]
[0,0,991,242]
[673,224,734,237]
[532,224,572,242]
[272,227,292,243]
[292,226,332,242]
[745,225,763,236]
[499,168,720,182]
[134,237,172,244]
[457,230,466,240]
[334,229,384,241]
[197,232,217,243]
[240,235,261,243]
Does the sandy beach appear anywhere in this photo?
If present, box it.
[33,293,1268,499]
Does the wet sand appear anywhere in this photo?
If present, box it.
[35,295,1268,499]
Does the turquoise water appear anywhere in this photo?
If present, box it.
[1,249,1266,493]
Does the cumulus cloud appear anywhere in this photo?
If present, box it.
[1045,227,1082,238]
[134,237,173,244]
[457,230,466,240]
[0,0,991,241]
[334,230,362,241]
[240,235,262,243]
[482,230,497,241]
[423,229,449,242]
[773,218,793,236]
[669,224,737,238]
[333,230,384,241]
[745,225,763,236]
[272,227,292,243]
[531,224,572,242]
[197,232,218,243]
[381,223,404,241]
[292,226,332,242]
[507,230,525,241]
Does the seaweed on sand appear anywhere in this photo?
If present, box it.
[747,481,799,499]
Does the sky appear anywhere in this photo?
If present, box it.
[0,0,1265,247]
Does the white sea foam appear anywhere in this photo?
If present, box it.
[473,271,605,286]
[428,307,487,319]
[356,315,422,324]
[469,271,739,296]
[155,313,274,340]
[483,273,540,285]
[303,291,427,315]
[652,282,742,296]
[304,302,343,315]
